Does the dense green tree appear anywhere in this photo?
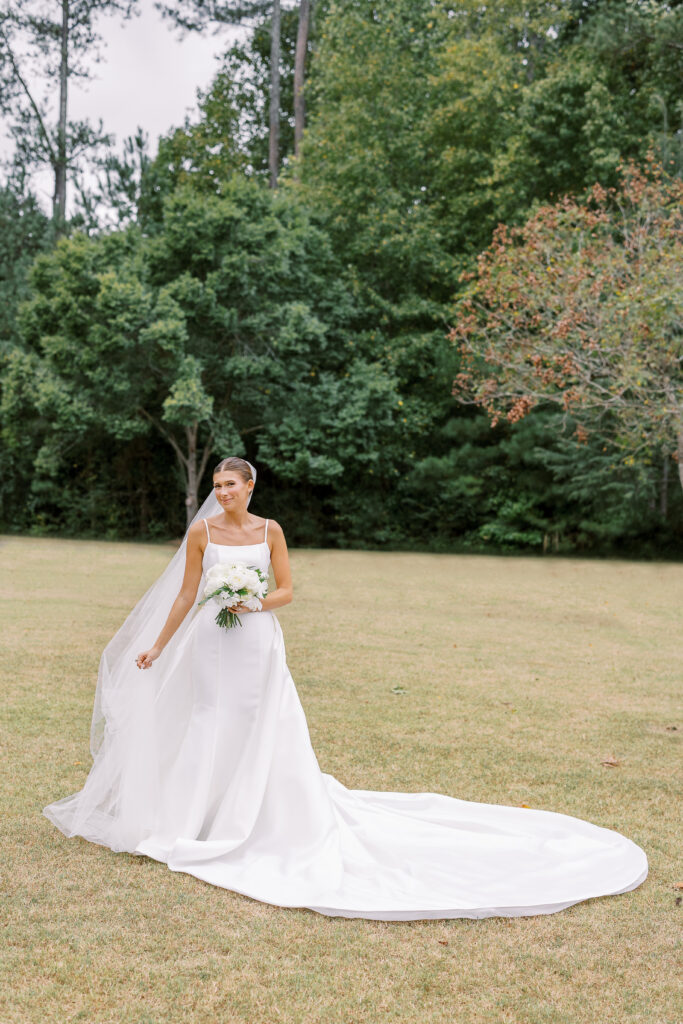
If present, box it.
[297,0,452,296]
[284,0,683,551]
[0,173,52,528]
[0,174,50,347]
[298,0,682,289]
[399,406,680,554]
[1,177,407,532]
[513,0,683,197]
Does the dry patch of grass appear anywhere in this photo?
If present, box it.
[1,536,680,1024]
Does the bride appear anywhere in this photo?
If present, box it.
[44,456,648,920]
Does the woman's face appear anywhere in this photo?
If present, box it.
[213,471,253,509]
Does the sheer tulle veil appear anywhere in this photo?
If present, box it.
[91,458,257,755]
[44,459,257,853]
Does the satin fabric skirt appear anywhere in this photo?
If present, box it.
[106,605,649,921]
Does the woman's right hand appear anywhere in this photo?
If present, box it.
[136,646,161,670]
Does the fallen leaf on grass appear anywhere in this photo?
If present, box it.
[672,882,683,891]
[438,939,449,946]
[519,803,531,808]
[600,756,623,768]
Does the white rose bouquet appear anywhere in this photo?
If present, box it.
[198,561,269,630]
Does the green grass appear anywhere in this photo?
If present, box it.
[1,536,681,1024]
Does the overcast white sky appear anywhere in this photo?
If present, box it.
[1,0,247,215]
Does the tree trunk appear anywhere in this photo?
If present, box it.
[185,421,200,528]
[139,483,150,535]
[678,427,683,497]
[53,0,69,234]
[269,0,281,189]
[138,408,217,529]
[183,424,216,527]
[293,0,311,163]
[660,452,669,519]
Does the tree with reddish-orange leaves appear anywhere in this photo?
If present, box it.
[450,160,683,494]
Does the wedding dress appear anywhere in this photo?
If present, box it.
[44,511,648,920]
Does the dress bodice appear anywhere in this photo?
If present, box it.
[201,518,271,577]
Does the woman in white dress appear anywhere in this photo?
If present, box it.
[43,456,648,920]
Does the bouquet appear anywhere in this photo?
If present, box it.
[198,561,269,630]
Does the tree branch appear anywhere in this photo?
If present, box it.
[198,433,215,482]
[0,24,58,167]
[138,407,189,469]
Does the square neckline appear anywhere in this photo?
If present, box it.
[204,518,269,548]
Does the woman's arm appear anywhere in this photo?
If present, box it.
[232,519,293,614]
[136,520,205,669]
[260,520,293,611]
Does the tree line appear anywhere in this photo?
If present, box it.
[1,0,681,554]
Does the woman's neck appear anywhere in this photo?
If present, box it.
[218,509,252,530]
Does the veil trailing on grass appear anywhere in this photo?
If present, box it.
[44,459,257,853]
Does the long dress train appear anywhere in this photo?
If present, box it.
[43,519,648,920]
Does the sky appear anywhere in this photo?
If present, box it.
[1,0,246,215]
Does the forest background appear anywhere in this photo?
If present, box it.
[1,0,682,556]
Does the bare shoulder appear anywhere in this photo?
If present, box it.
[187,519,208,543]
[267,519,287,540]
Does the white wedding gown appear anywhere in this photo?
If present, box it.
[44,519,648,920]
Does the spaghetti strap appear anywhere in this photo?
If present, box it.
[203,518,210,543]
[264,518,269,543]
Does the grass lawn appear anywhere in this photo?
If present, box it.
[1,535,680,1024]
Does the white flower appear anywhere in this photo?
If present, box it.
[200,559,268,622]
[226,572,247,591]
[205,565,228,586]
[206,563,246,589]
